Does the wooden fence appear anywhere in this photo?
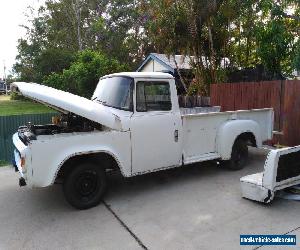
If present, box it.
[210,80,300,146]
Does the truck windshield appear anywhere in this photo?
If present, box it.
[92,76,133,111]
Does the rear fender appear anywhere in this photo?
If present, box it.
[216,120,262,160]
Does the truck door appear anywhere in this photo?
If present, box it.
[130,80,182,174]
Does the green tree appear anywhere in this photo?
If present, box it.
[256,19,294,78]
[45,50,128,97]
[14,0,150,84]
[293,40,300,73]
[147,0,227,95]
[254,0,299,78]
[13,0,300,95]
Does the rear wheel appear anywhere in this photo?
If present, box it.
[224,139,248,170]
[63,162,107,209]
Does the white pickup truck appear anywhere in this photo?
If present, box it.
[11,72,274,209]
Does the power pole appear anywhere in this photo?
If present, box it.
[3,61,7,95]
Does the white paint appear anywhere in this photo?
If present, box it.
[183,109,273,161]
[153,61,167,72]
[14,130,132,187]
[130,78,182,174]
[103,72,173,79]
[12,72,274,188]
[140,60,155,72]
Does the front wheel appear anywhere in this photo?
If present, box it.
[224,139,248,170]
[63,162,107,209]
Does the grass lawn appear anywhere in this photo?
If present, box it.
[0,160,9,167]
[0,95,53,116]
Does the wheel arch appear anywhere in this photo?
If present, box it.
[52,150,124,184]
[235,132,257,147]
[217,120,262,160]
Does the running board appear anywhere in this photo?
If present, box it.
[184,153,220,165]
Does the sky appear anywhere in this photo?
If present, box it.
[0,0,45,79]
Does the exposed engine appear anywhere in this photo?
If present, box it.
[18,113,102,145]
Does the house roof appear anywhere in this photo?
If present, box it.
[137,53,196,73]
[137,53,230,73]
[153,53,194,70]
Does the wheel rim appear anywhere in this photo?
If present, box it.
[75,171,99,198]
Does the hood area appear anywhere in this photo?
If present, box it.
[11,82,124,131]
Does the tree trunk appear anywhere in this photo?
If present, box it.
[174,56,188,93]
[72,0,83,51]
[207,19,216,84]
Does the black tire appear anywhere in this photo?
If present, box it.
[63,162,107,209]
[225,139,248,170]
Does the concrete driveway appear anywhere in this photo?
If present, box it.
[0,148,299,250]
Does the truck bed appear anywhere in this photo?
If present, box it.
[181,108,274,164]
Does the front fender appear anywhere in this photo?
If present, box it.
[29,131,131,187]
[216,120,262,160]
[53,148,125,185]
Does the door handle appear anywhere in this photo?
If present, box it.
[174,129,179,142]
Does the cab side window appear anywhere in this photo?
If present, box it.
[136,81,172,112]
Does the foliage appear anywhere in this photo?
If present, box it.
[12,0,300,96]
[187,82,201,96]
[146,0,300,94]
[45,49,128,97]
[10,92,29,101]
[186,68,228,96]
[0,160,8,167]
[14,39,75,83]
[293,41,300,72]
[5,75,17,84]
[13,0,151,83]
[254,1,298,78]
[147,0,231,95]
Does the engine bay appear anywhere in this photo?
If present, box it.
[18,113,102,144]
